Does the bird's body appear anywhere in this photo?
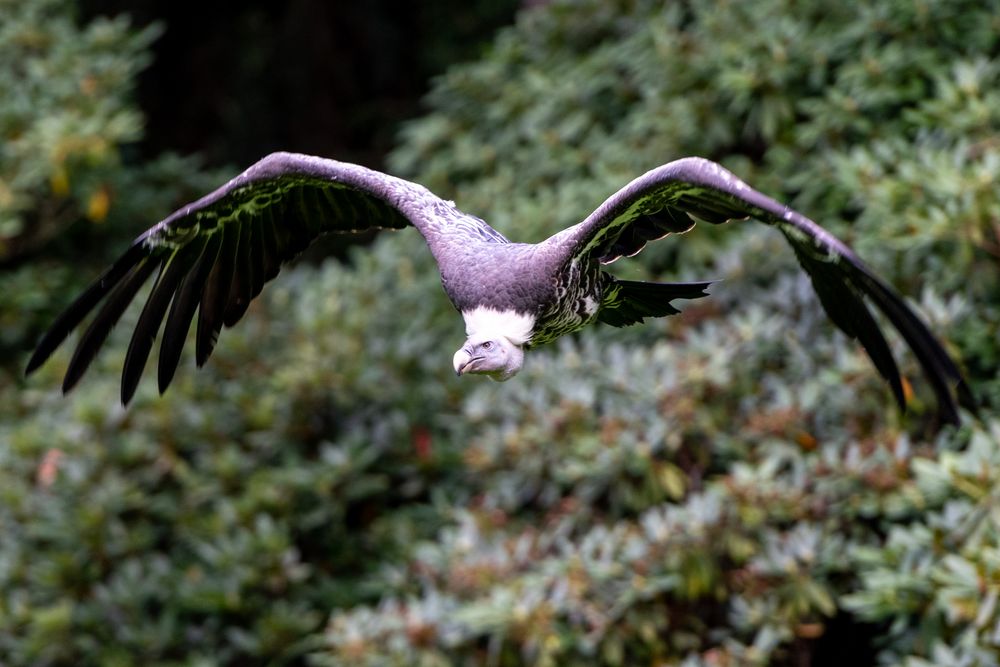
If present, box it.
[26,152,973,423]
[445,244,603,347]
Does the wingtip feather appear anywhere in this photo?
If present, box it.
[25,243,148,378]
[60,258,160,394]
[157,234,217,394]
[121,242,203,405]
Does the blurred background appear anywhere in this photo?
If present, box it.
[1,0,999,664]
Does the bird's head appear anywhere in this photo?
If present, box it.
[453,306,534,382]
[452,334,524,382]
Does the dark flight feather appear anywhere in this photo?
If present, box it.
[247,215,266,300]
[222,213,254,328]
[158,232,218,393]
[259,211,281,282]
[785,236,906,408]
[62,257,159,393]
[837,260,975,423]
[196,222,237,367]
[25,242,148,375]
[121,240,204,404]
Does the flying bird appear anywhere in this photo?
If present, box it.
[25,153,972,423]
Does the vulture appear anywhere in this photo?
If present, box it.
[25,153,973,423]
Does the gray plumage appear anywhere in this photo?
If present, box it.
[25,152,973,423]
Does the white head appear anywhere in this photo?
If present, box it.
[452,307,534,382]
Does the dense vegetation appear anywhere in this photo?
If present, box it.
[1,0,998,665]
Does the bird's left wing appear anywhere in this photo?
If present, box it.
[25,152,466,404]
[550,157,973,424]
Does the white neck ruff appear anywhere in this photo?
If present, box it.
[462,306,535,345]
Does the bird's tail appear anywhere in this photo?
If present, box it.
[597,278,714,327]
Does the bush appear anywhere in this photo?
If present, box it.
[321,0,1000,664]
[0,0,227,361]
[1,0,998,665]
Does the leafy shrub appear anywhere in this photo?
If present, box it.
[1,0,998,665]
[319,0,1000,664]
[0,0,227,360]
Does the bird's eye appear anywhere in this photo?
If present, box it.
[481,341,493,350]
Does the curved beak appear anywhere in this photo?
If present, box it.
[453,347,478,376]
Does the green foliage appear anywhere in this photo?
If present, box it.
[0,0,226,359]
[327,0,1000,664]
[0,0,154,252]
[0,0,998,665]
[3,241,476,664]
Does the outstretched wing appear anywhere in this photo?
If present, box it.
[25,152,491,404]
[550,157,973,424]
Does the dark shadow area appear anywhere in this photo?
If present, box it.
[79,0,521,169]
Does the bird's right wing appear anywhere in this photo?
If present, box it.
[548,157,973,425]
[25,152,493,404]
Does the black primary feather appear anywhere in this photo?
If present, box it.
[158,232,217,393]
[785,235,906,409]
[25,242,148,376]
[121,240,204,404]
[196,221,238,366]
[62,257,159,393]
[223,212,255,328]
